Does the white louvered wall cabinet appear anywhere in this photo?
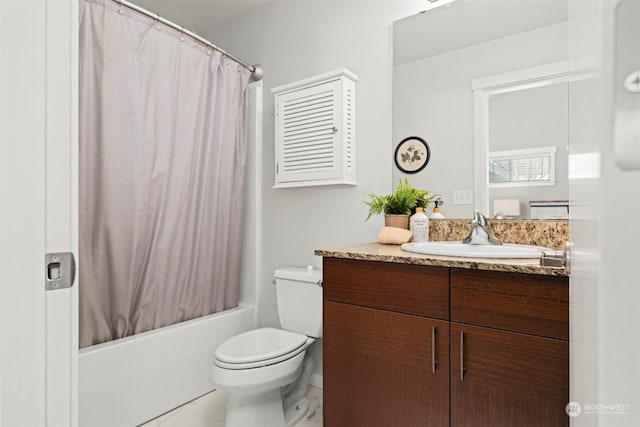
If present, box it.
[272,69,358,188]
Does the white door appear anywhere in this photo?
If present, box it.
[569,0,640,425]
[0,1,78,426]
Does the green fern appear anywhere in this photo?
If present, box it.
[364,178,437,221]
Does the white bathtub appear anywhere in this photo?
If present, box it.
[79,304,256,427]
[79,81,264,427]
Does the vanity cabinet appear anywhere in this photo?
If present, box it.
[322,258,569,427]
[323,258,449,427]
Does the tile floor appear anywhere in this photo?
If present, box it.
[140,386,323,427]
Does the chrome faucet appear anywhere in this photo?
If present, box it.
[462,211,502,245]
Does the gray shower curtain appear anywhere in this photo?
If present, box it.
[79,0,251,347]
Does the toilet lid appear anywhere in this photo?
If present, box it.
[215,327,308,365]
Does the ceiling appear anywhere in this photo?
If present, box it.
[133,0,270,34]
[393,0,568,66]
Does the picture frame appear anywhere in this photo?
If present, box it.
[394,136,430,174]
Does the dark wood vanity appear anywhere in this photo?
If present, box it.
[321,255,569,427]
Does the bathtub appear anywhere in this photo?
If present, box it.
[79,304,256,427]
[79,80,263,427]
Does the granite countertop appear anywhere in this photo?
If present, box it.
[314,242,568,277]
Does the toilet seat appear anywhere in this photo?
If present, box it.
[214,327,310,370]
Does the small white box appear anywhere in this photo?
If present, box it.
[493,199,521,217]
[529,201,569,219]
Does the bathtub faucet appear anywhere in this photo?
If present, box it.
[462,211,502,245]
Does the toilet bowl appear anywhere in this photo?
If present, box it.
[212,328,315,427]
[211,267,322,427]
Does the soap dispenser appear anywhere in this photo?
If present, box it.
[410,207,429,242]
[430,200,446,219]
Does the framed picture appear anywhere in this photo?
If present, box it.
[394,136,430,174]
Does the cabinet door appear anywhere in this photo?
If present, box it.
[450,322,569,427]
[324,301,449,427]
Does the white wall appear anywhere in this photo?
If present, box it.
[238,81,263,312]
[393,22,568,218]
[206,0,424,382]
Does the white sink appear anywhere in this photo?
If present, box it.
[400,241,553,259]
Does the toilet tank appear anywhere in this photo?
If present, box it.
[274,266,323,338]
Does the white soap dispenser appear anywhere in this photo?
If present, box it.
[410,207,429,242]
[430,200,446,219]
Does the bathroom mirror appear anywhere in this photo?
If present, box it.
[392,0,568,218]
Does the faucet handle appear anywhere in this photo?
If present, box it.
[464,211,502,245]
[474,211,488,226]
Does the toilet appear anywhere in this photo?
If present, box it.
[211,266,322,427]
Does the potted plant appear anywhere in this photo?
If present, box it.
[365,178,436,229]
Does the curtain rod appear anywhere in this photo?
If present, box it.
[110,0,263,81]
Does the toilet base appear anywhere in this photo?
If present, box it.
[224,393,310,427]
[226,389,285,427]
[284,396,309,427]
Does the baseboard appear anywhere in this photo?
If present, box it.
[309,372,323,389]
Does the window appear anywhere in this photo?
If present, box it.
[488,146,556,187]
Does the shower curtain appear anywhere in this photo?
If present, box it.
[79,0,251,347]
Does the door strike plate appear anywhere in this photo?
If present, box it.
[45,252,76,291]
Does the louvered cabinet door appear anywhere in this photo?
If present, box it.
[273,69,357,188]
[275,79,342,184]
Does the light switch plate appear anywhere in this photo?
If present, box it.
[452,190,473,205]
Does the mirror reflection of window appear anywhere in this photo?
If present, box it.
[487,81,568,217]
[489,147,556,186]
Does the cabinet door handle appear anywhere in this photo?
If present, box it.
[460,330,465,381]
[431,326,437,373]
